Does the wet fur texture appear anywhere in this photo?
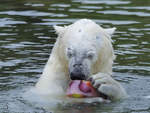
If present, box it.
[35,19,127,100]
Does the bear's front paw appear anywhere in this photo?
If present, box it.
[88,73,126,100]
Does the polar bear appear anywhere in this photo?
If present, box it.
[35,19,127,101]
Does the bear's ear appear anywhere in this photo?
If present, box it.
[53,25,66,35]
[104,27,116,36]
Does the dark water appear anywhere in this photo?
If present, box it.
[0,0,150,112]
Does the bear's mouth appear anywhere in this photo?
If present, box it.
[69,71,86,80]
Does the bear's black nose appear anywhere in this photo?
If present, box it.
[70,72,86,80]
[70,64,86,80]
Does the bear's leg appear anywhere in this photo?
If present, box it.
[89,73,127,100]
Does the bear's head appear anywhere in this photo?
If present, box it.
[54,19,116,80]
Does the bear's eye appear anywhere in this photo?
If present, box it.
[87,52,95,60]
[67,48,74,58]
[67,52,73,58]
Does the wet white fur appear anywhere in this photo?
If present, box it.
[35,19,127,100]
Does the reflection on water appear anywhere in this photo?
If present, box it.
[0,0,150,112]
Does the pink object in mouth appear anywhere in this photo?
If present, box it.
[66,80,99,98]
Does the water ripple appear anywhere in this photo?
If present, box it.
[0,18,26,27]
[98,10,150,17]
[73,0,131,5]
[117,6,150,10]
[0,11,67,17]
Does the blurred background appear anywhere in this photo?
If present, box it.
[0,0,150,112]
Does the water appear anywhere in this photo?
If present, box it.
[0,0,150,112]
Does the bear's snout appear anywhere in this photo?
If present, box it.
[70,64,86,80]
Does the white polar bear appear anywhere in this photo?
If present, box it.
[35,19,127,100]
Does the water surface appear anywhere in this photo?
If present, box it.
[0,0,150,112]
